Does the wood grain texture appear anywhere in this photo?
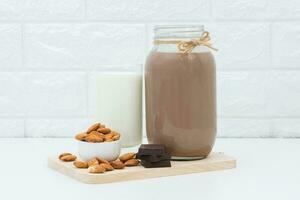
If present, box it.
[48,152,236,184]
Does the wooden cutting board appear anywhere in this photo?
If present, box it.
[48,152,236,184]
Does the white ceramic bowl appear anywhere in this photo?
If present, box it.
[77,139,121,161]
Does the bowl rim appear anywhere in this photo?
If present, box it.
[75,138,121,145]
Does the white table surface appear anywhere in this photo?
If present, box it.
[0,138,299,200]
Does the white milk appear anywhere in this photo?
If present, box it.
[95,72,142,147]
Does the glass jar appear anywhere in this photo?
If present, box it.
[145,25,216,160]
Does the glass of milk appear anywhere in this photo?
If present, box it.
[93,66,142,147]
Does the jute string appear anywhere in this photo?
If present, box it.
[153,31,217,54]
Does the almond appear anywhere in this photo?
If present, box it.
[96,157,110,165]
[90,130,104,136]
[87,158,99,167]
[75,132,87,141]
[112,133,120,141]
[124,159,140,167]
[73,160,88,168]
[58,152,72,160]
[60,155,77,162]
[89,165,105,173]
[104,132,114,140]
[97,127,111,134]
[85,132,104,143]
[90,131,105,138]
[119,152,136,162]
[87,123,100,133]
[99,163,114,171]
[110,160,125,169]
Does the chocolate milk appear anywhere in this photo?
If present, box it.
[145,52,216,158]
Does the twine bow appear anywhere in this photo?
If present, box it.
[154,31,218,53]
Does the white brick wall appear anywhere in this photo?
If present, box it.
[0,72,87,117]
[86,0,210,21]
[212,0,300,20]
[0,0,299,138]
[0,24,22,69]
[0,0,84,20]
[24,24,146,69]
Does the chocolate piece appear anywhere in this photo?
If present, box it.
[136,154,170,163]
[137,144,167,156]
[137,144,171,168]
[141,160,171,168]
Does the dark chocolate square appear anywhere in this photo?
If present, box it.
[137,144,167,156]
[136,154,171,162]
[141,160,171,168]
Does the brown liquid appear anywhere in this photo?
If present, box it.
[145,52,216,157]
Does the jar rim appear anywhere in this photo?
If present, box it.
[154,25,204,39]
[154,25,204,30]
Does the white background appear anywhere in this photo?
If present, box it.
[0,0,300,138]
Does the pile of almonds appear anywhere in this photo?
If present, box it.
[59,152,139,174]
[75,123,120,143]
